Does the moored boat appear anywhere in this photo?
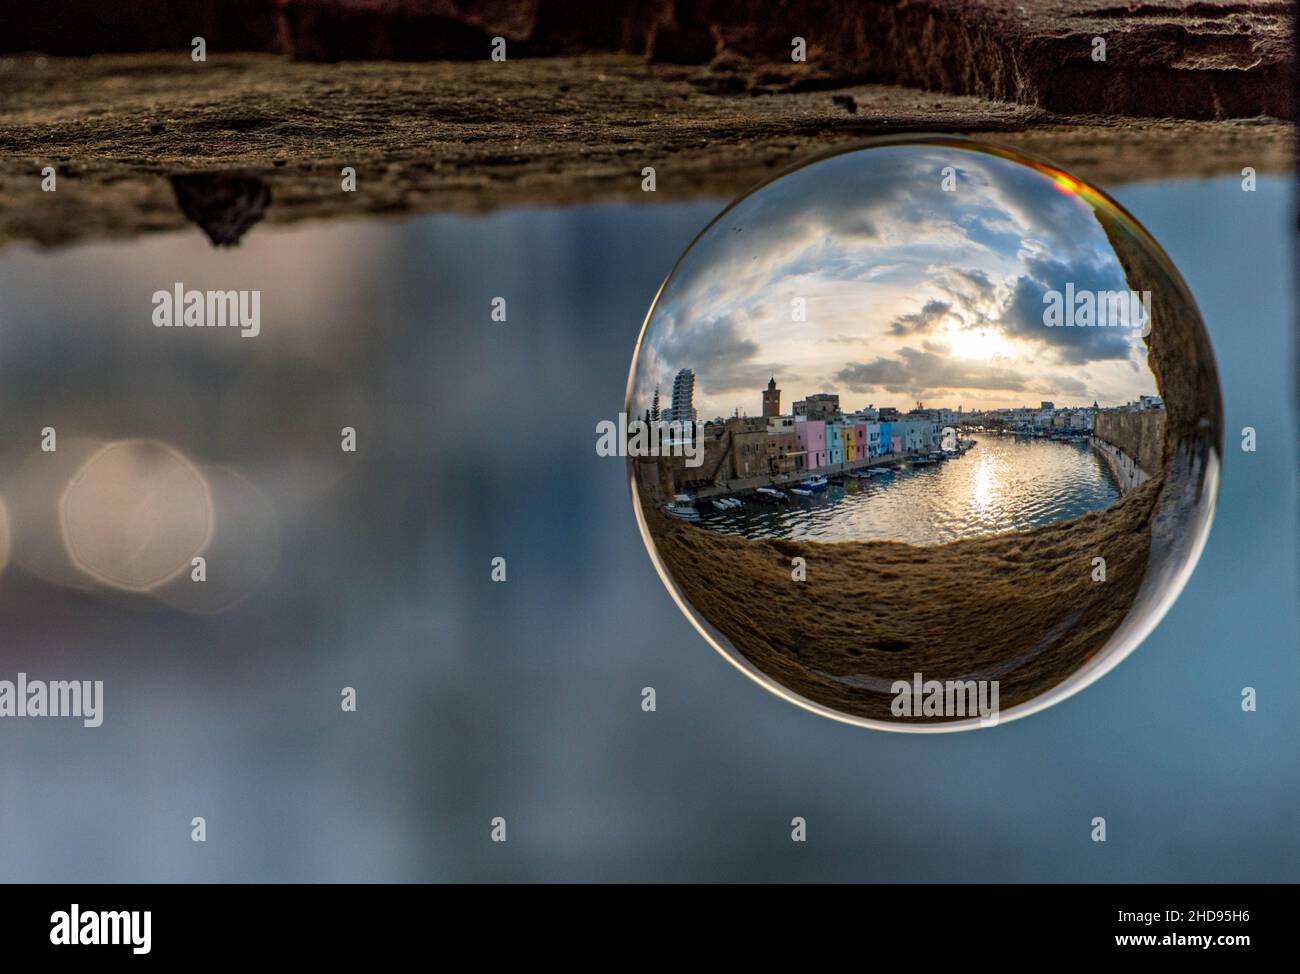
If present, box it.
[663,503,699,521]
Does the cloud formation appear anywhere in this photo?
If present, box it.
[632,142,1157,416]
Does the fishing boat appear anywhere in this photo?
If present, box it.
[663,503,699,521]
[797,475,829,492]
[663,494,700,520]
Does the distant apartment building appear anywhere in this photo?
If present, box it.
[662,368,697,423]
[793,393,840,422]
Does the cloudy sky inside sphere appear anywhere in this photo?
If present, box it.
[633,145,1160,419]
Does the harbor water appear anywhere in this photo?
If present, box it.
[697,436,1121,544]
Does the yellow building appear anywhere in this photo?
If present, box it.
[840,424,857,467]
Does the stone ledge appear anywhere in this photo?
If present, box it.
[0,53,1290,250]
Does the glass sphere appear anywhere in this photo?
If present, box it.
[626,136,1221,731]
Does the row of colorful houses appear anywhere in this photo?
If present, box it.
[787,416,940,473]
[640,413,946,499]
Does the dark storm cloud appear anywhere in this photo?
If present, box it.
[658,314,784,396]
[889,298,952,336]
[998,251,1136,364]
[834,347,1033,397]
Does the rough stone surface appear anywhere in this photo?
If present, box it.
[0,53,1290,250]
[2,1,1290,120]
[625,0,1296,120]
[643,477,1160,723]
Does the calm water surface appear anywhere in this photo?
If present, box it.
[697,436,1120,544]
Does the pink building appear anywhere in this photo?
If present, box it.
[853,423,868,461]
[795,419,827,471]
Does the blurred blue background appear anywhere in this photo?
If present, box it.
[0,172,1294,882]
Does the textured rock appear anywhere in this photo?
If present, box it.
[643,478,1161,723]
[275,0,628,60]
[1,1,1289,119]
[627,0,1296,120]
[0,53,1289,251]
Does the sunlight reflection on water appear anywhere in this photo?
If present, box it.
[697,436,1119,544]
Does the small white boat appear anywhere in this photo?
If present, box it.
[790,487,814,497]
[664,494,699,520]
[663,503,700,521]
[711,498,731,511]
[755,487,789,503]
